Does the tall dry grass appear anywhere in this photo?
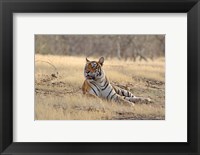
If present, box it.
[35,54,165,120]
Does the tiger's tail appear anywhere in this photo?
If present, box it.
[113,86,135,98]
[113,86,151,104]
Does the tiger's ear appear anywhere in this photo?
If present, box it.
[86,57,90,63]
[98,57,104,66]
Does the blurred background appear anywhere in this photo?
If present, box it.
[35,35,165,61]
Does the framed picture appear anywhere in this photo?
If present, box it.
[0,0,199,154]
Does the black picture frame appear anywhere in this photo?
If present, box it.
[0,0,200,154]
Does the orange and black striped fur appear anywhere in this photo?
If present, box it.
[82,57,151,106]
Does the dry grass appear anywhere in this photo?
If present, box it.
[35,54,165,120]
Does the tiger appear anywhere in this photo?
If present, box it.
[82,57,151,106]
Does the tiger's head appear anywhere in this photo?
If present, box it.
[84,57,105,81]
